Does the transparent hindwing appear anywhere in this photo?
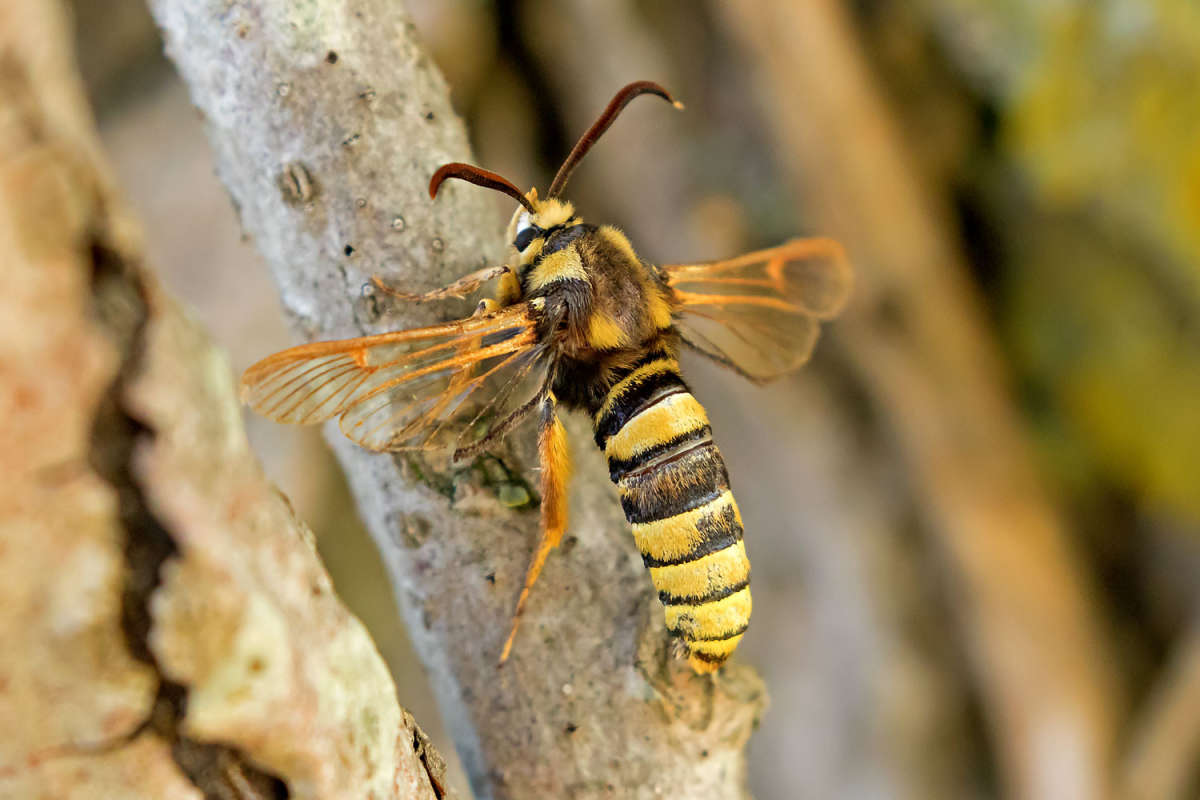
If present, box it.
[659,238,853,382]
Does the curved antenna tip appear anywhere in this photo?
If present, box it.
[672,100,686,110]
[547,80,685,197]
[428,162,460,199]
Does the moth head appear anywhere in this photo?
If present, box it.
[506,188,541,256]
[506,189,576,260]
[428,80,681,260]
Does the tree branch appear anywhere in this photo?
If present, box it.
[1119,619,1200,800]
[146,1,766,797]
[0,1,443,797]
[716,2,1119,797]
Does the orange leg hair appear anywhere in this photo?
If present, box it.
[499,392,571,664]
[371,264,512,302]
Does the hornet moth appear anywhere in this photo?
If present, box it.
[241,81,852,673]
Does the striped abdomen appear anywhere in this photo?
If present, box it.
[592,355,751,672]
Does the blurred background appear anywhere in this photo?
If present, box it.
[73,0,1199,798]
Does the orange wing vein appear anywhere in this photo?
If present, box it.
[240,302,549,454]
[659,238,852,381]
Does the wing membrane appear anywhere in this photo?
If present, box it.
[241,302,548,454]
[660,238,852,381]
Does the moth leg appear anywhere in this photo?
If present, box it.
[496,268,523,306]
[472,297,499,316]
[372,263,512,302]
[499,392,571,664]
[451,388,544,463]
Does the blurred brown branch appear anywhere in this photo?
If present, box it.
[1119,619,1200,800]
[0,1,444,798]
[145,0,766,797]
[717,1,1120,798]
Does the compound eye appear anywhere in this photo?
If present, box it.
[513,224,541,252]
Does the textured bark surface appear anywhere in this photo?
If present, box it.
[0,2,443,798]
[146,1,767,798]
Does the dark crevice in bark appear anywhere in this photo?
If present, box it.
[406,712,448,800]
[86,236,289,800]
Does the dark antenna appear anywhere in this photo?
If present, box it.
[429,162,537,214]
[547,80,683,198]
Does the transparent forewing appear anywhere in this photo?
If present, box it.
[660,238,852,381]
[240,302,548,453]
[337,332,549,452]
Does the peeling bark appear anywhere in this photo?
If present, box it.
[0,2,444,798]
[145,1,767,798]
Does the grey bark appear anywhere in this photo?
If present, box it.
[146,2,766,798]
